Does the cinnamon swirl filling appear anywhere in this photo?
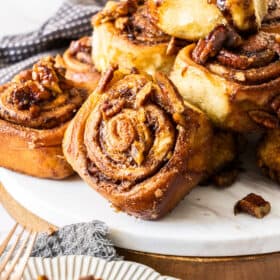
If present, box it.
[63,69,211,219]
[91,0,179,75]
[204,32,280,85]
[62,37,100,93]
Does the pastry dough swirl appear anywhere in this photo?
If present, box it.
[62,37,100,93]
[63,68,212,219]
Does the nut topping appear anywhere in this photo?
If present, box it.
[192,25,242,65]
[234,193,271,218]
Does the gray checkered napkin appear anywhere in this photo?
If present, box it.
[0,0,106,84]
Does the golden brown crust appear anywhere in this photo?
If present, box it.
[0,57,87,179]
[170,32,280,132]
[63,69,212,219]
[61,37,101,93]
[258,128,280,183]
[91,1,177,75]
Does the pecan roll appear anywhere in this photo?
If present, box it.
[147,0,267,41]
[63,68,212,219]
[0,56,87,179]
[262,0,280,34]
[91,0,178,75]
[171,31,280,132]
[60,37,100,93]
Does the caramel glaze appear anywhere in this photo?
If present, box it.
[92,0,171,46]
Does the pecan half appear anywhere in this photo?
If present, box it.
[234,193,271,218]
[248,110,279,129]
[192,25,242,65]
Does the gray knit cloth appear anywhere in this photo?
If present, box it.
[0,1,120,261]
[31,221,120,261]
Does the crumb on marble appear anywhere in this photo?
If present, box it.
[234,193,271,219]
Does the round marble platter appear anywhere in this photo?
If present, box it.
[1,147,280,258]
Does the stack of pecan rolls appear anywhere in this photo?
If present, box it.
[3,0,280,219]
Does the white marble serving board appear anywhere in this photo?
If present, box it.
[1,143,280,257]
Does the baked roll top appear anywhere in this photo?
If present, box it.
[147,0,268,40]
[0,56,87,179]
[63,68,212,219]
[171,30,280,132]
[91,0,178,75]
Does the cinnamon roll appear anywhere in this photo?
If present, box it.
[147,0,268,41]
[0,56,87,179]
[170,30,280,132]
[91,0,178,75]
[258,129,280,184]
[262,0,280,34]
[61,37,100,93]
[63,68,212,219]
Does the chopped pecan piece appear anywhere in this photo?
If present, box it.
[192,25,242,65]
[234,193,271,218]
[92,0,138,26]
[248,110,279,129]
[32,57,62,94]
[95,65,118,94]
[10,82,52,111]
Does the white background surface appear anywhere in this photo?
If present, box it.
[0,0,64,36]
